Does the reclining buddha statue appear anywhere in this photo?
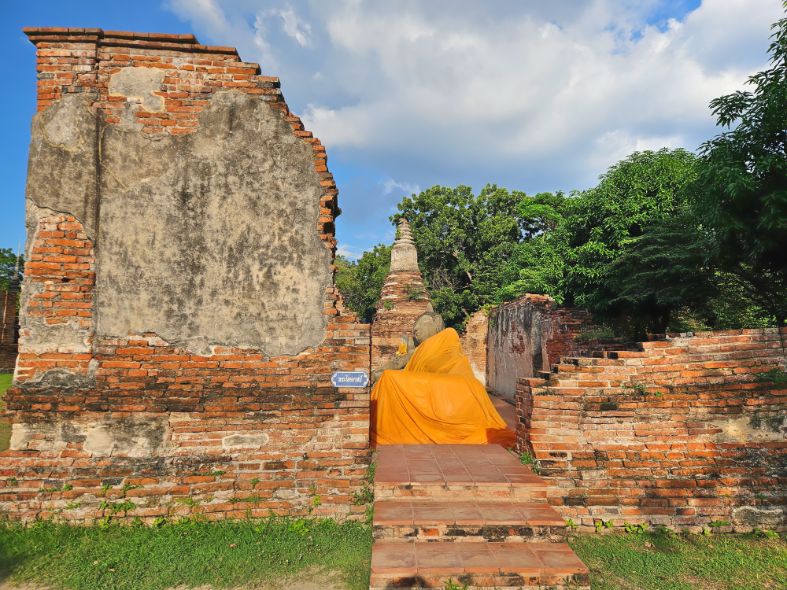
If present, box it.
[371,313,515,447]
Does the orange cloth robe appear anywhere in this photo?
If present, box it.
[370,328,515,446]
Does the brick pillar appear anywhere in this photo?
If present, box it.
[371,219,432,370]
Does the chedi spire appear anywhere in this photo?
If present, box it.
[390,218,419,272]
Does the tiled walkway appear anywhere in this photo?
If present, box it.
[370,444,589,589]
[490,394,517,431]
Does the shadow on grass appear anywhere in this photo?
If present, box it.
[0,553,28,586]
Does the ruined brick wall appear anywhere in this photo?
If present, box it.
[371,220,431,370]
[460,309,488,386]
[517,328,787,532]
[0,286,19,371]
[1,28,371,523]
[0,346,16,373]
[0,286,18,345]
[487,295,614,401]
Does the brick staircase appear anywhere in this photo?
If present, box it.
[522,330,786,413]
[370,444,589,589]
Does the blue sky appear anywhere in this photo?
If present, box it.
[0,0,781,259]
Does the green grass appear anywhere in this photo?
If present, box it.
[570,530,787,590]
[0,372,11,451]
[1,518,785,590]
[0,518,373,590]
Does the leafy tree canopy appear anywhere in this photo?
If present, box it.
[693,12,787,323]
[561,148,700,314]
[335,245,391,323]
[0,248,23,292]
[393,185,525,327]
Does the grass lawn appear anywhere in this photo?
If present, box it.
[1,522,784,590]
[0,373,11,452]
[0,519,372,590]
[570,530,786,590]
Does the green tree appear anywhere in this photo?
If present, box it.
[518,191,567,237]
[693,12,787,324]
[394,185,524,327]
[560,149,700,320]
[495,191,568,302]
[335,245,391,323]
[0,248,24,291]
[497,234,567,303]
[606,212,716,336]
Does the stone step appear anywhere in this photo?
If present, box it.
[373,499,567,543]
[374,444,547,501]
[374,479,548,502]
[369,540,590,590]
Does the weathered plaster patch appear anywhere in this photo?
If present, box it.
[83,416,170,457]
[97,90,331,356]
[108,67,166,112]
[19,367,95,389]
[732,505,783,526]
[222,432,269,449]
[10,415,171,457]
[25,85,331,358]
[25,95,100,240]
[713,415,786,443]
[10,422,68,452]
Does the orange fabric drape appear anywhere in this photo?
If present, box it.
[370,328,515,447]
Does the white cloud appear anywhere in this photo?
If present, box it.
[382,178,420,196]
[277,4,312,47]
[301,104,368,147]
[336,244,361,260]
[165,0,232,39]
[165,0,784,253]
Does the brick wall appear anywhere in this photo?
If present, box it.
[0,28,371,523]
[460,310,488,386]
[0,286,19,372]
[487,294,621,401]
[0,346,17,374]
[517,328,787,532]
[0,286,18,347]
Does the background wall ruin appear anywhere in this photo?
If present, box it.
[487,294,621,401]
[517,328,787,532]
[459,309,488,386]
[1,28,370,523]
[0,284,18,372]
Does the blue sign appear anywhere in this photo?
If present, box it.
[331,371,370,388]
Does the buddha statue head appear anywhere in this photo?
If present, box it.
[413,312,445,345]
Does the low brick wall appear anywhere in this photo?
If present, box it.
[517,328,787,532]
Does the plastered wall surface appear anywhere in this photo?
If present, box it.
[487,295,606,401]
